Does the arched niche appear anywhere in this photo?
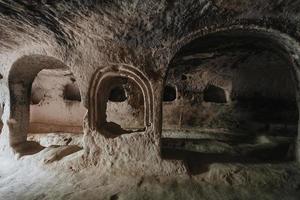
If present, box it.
[88,65,154,138]
[8,55,81,153]
[163,24,300,164]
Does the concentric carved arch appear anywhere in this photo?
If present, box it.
[88,64,154,135]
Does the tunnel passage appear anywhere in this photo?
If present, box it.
[8,55,84,155]
[162,30,300,168]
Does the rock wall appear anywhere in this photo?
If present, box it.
[1,0,300,173]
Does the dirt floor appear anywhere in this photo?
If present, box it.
[1,142,300,200]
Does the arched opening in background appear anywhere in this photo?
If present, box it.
[162,29,300,171]
[8,55,85,155]
[28,69,85,148]
[96,76,145,138]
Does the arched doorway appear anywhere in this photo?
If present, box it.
[8,55,84,155]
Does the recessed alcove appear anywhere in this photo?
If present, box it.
[203,85,227,103]
[30,87,45,105]
[63,83,81,102]
[96,76,145,137]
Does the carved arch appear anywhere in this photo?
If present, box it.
[88,64,154,135]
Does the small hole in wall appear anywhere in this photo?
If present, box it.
[63,83,81,101]
[203,85,227,103]
[70,77,76,82]
[164,85,176,102]
[108,86,127,102]
[31,88,45,105]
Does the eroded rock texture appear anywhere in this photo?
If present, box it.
[1,1,300,199]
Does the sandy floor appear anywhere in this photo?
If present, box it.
[1,147,300,200]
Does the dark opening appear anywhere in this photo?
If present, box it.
[63,83,81,101]
[181,74,187,80]
[108,86,127,102]
[203,85,227,103]
[164,85,176,102]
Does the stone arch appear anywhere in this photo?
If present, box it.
[88,64,154,136]
[169,25,300,72]
[8,55,80,149]
[166,23,300,162]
